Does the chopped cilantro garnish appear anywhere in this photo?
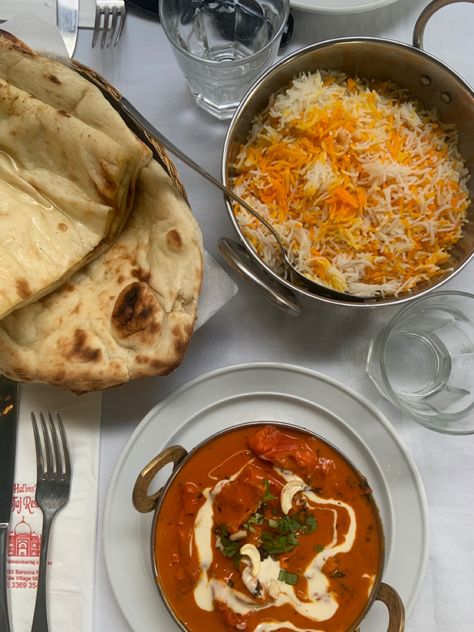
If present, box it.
[258,510,318,558]
[304,515,318,533]
[275,515,301,535]
[278,569,298,586]
[245,512,263,527]
[222,539,240,559]
[262,479,276,503]
[314,544,325,553]
[275,513,318,536]
[216,525,241,564]
[261,531,299,555]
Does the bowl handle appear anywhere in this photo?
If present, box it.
[413,0,474,49]
[355,582,405,632]
[132,445,188,513]
[218,238,302,316]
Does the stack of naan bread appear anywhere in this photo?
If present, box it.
[0,32,203,393]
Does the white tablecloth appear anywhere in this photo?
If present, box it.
[69,1,474,630]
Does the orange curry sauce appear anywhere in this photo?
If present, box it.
[155,424,383,632]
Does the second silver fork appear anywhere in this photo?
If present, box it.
[31,412,71,632]
[92,0,126,49]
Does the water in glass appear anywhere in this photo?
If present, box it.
[160,0,289,119]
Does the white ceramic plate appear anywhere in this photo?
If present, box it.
[103,363,429,631]
[290,0,400,14]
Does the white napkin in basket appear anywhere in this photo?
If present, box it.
[3,14,238,632]
[0,1,97,28]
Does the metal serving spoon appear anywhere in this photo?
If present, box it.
[121,99,328,295]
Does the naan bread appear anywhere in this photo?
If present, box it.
[0,160,203,393]
[0,33,152,318]
[0,31,143,156]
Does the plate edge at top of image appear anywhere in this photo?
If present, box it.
[290,0,400,14]
[102,362,429,632]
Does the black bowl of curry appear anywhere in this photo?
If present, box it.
[133,422,404,632]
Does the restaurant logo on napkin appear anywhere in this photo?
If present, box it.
[7,505,41,592]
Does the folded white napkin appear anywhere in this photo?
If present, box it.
[0,1,97,28]
[10,386,102,632]
[197,252,238,328]
[3,15,238,632]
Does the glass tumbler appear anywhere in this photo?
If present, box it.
[366,291,474,434]
[159,0,290,120]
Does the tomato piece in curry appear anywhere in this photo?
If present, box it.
[155,424,383,632]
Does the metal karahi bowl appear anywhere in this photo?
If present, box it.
[219,0,474,315]
[133,421,405,632]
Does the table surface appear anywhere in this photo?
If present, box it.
[70,2,474,630]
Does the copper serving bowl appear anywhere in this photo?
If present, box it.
[133,421,405,632]
[219,0,474,315]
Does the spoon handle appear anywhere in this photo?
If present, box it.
[121,98,287,258]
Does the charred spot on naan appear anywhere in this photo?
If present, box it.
[16,278,32,300]
[166,229,182,252]
[65,329,102,363]
[131,268,151,283]
[5,366,30,381]
[133,356,175,371]
[132,356,182,379]
[172,323,193,359]
[0,31,34,56]
[96,159,118,201]
[111,282,164,343]
[52,369,67,384]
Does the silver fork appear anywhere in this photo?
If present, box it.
[92,0,126,49]
[31,412,71,632]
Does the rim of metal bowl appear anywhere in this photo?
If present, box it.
[221,36,474,308]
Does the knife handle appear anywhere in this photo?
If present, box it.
[0,524,11,632]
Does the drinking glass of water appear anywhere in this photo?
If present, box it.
[159,0,289,120]
[366,291,474,434]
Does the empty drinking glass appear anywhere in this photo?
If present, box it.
[159,0,290,119]
[366,291,474,434]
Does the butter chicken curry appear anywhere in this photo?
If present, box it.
[155,424,383,632]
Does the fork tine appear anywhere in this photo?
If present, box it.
[91,4,102,48]
[31,412,44,477]
[55,412,71,478]
[92,1,126,50]
[48,412,63,476]
[114,4,126,46]
[107,5,119,48]
[101,6,111,49]
[39,412,53,475]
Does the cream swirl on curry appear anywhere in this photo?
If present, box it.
[155,425,382,632]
